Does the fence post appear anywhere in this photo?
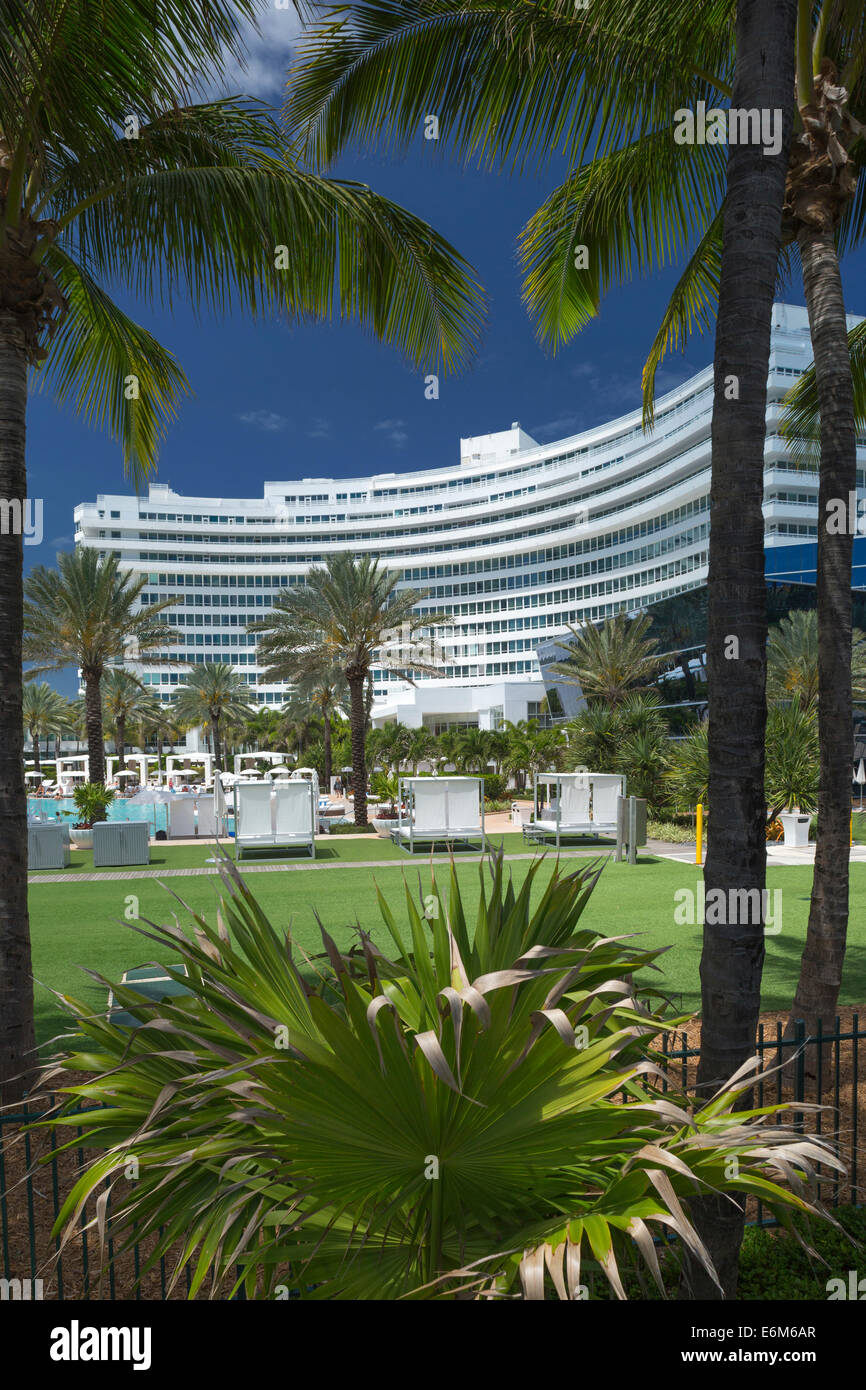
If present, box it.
[794,1018,806,1133]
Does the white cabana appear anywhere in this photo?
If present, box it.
[525,772,625,849]
[165,752,215,788]
[56,754,89,788]
[25,771,44,782]
[393,776,485,853]
[233,751,291,778]
[106,754,160,788]
[234,775,317,860]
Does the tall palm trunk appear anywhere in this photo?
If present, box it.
[322,709,332,787]
[685,0,797,1299]
[30,725,41,774]
[83,669,105,784]
[0,315,36,1103]
[348,672,368,825]
[116,715,127,772]
[212,714,222,774]
[788,229,855,1036]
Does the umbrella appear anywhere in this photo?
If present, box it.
[25,771,43,781]
[128,785,175,834]
[856,758,866,810]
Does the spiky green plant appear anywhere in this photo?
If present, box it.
[34,851,838,1301]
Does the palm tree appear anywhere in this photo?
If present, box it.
[172,664,252,774]
[285,662,348,787]
[767,608,866,711]
[250,554,444,825]
[23,549,176,786]
[0,2,484,1103]
[137,701,183,783]
[405,727,437,776]
[453,727,495,776]
[242,708,286,754]
[101,668,152,773]
[21,682,68,774]
[503,720,566,793]
[551,612,666,708]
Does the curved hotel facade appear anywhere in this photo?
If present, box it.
[74,303,865,734]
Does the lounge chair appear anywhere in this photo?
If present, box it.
[524,772,624,849]
[392,777,485,853]
[273,781,316,858]
[233,783,274,858]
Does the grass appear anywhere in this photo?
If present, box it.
[27,831,547,874]
[27,849,866,1050]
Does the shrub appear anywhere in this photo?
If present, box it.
[482,773,507,801]
[71,782,115,827]
[35,851,838,1300]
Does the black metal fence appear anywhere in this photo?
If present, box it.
[1,1017,862,1300]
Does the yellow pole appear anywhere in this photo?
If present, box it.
[696,803,704,866]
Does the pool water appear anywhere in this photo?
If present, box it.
[28,796,169,833]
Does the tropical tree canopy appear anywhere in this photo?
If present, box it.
[173,664,252,771]
[250,553,445,823]
[767,608,866,708]
[551,611,666,707]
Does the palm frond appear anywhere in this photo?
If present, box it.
[37,246,189,489]
[778,317,866,464]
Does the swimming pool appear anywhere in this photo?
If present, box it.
[28,796,170,833]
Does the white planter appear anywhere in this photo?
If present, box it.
[372,818,399,838]
[779,812,811,848]
[68,828,93,850]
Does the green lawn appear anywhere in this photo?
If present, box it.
[27,851,866,1050]
[28,831,544,874]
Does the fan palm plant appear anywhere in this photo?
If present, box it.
[0,0,484,1103]
[250,554,446,824]
[21,681,69,774]
[405,726,437,776]
[767,607,866,709]
[172,663,252,774]
[32,851,838,1300]
[550,612,666,709]
[22,549,177,786]
[101,668,152,772]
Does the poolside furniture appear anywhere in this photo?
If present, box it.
[392,776,485,853]
[524,772,625,850]
[107,963,191,1028]
[28,823,70,870]
[92,820,151,867]
[233,779,317,859]
[167,797,196,839]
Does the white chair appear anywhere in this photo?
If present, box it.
[273,781,316,858]
[393,777,485,853]
[590,775,623,833]
[234,783,275,858]
[167,799,196,839]
[195,796,217,838]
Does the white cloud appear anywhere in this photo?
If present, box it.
[214,6,304,100]
[307,416,331,439]
[238,408,290,432]
[374,418,408,448]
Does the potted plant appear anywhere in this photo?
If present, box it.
[69,783,116,849]
[370,770,401,836]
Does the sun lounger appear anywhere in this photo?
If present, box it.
[392,777,485,853]
[524,773,624,849]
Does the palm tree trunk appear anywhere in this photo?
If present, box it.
[323,710,332,787]
[787,229,855,1038]
[84,672,105,784]
[348,673,368,825]
[117,715,126,772]
[212,715,222,774]
[0,315,36,1103]
[685,0,797,1300]
[31,725,41,774]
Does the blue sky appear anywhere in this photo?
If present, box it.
[25,9,866,698]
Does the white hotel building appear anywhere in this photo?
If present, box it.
[74,303,865,737]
